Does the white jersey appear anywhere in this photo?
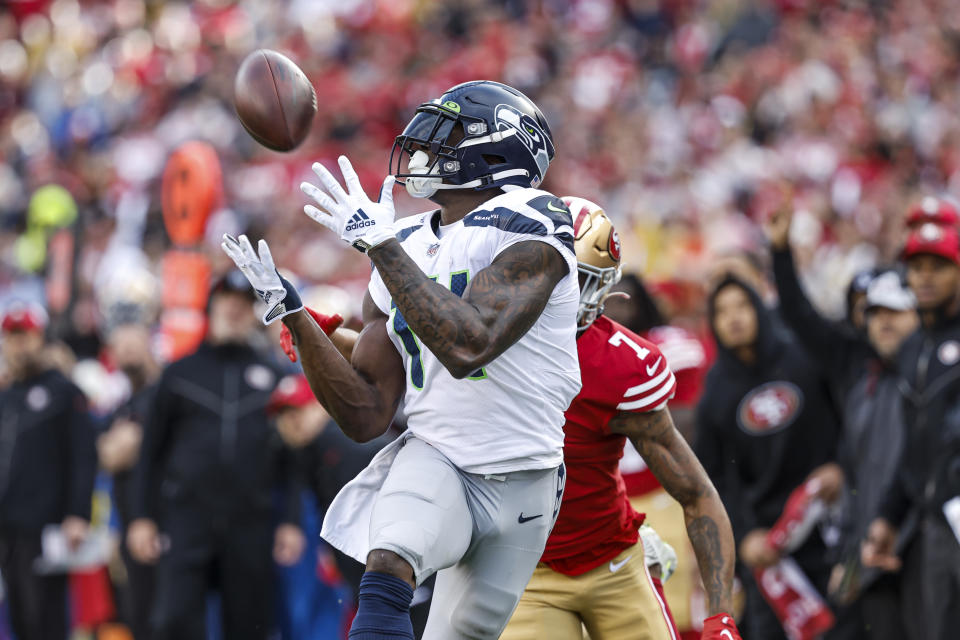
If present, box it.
[368,187,581,474]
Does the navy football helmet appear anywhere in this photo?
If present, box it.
[390,80,556,197]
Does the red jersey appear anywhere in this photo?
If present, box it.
[542,315,677,576]
[620,324,711,496]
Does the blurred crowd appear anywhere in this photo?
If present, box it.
[2,0,960,638]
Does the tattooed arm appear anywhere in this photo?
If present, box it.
[367,238,568,379]
[282,293,405,443]
[610,408,736,615]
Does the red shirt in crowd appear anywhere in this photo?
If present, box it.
[541,315,677,576]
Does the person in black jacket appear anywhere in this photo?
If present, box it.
[695,275,841,640]
[767,209,919,639]
[0,302,96,640]
[863,221,960,640]
[97,322,162,640]
[126,272,305,640]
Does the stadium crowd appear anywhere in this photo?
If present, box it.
[0,0,959,638]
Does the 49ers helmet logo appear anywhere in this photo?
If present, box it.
[737,381,803,435]
[608,228,621,261]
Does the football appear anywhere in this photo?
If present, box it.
[234,49,317,152]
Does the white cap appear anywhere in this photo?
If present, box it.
[865,271,916,312]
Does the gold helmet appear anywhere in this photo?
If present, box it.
[562,196,622,328]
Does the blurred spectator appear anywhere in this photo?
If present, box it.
[267,373,436,636]
[97,321,161,640]
[126,273,303,640]
[695,276,841,639]
[843,269,879,334]
[605,272,710,440]
[0,301,96,640]
[769,207,918,639]
[864,221,960,640]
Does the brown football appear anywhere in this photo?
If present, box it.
[234,49,317,152]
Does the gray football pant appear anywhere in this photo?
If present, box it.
[368,436,565,640]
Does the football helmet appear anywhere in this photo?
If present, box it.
[564,196,622,329]
[390,80,555,198]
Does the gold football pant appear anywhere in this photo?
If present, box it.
[501,541,678,640]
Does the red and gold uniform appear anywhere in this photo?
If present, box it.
[543,315,676,576]
[503,314,680,640]
[503,196,703,640]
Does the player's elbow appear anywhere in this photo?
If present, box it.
[441,346,493,380]
[338,416,390,444]
[444,352,490,379]
[341,425,382,444]
[447,364,474,380]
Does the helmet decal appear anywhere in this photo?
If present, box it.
[494,103,551,181]
[609,227,622,261]
[573,206,591,236]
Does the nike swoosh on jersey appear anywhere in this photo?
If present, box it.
[546,201,567,214]
[645,357,662,377]
[609,555,632,573]
[518,513,543,524]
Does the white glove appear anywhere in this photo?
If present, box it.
[220,234,303,325]
[300,155,397,253]
[640,523,678,582]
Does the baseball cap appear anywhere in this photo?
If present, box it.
[1,302,49,333]
[902,223,960,265]
[268,374,316,413]
[905,196,959,229]
[865,271,916,312]
[209,270,258,302]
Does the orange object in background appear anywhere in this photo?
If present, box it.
[160,307,208,362]
[97,623,134,640]
[160,250,211,360]
[161,141,222,247]
[161,250,212,311]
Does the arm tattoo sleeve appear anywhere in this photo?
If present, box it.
[367,238,567,378]
[610,409,736,615]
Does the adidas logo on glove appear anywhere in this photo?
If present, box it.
[345,209,376,232]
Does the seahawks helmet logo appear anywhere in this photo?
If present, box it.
[494,104,551,185]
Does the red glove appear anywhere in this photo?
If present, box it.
[702,613,742,640]
[279,307,344,363]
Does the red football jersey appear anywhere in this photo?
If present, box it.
[542,315,677,576]
[620,324,711,496]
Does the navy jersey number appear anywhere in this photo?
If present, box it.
[392,271,486,389]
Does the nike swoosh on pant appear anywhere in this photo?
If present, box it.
[609,555,632,573]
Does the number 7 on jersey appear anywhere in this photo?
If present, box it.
[608,330,650,360]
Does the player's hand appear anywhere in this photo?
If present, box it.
[221,234,303,325]
[273,523,306,566]
[640,523,678,582]
[702,613,743,640]
[739,528,779,569]
[300,155,397,253]
[765,206,793,251]
[861,518,902,571]
[128,518,162,565]
[279,308,344,362]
